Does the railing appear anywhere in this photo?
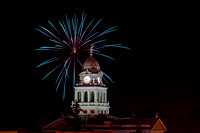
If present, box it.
[78,102,109,106]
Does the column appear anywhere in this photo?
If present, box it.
[102,92,104,103]
[94,91,97,102]
[99,91,101,102]
[87,91,90,102]
[81,91,84,102]
[98,110,100,114]
[106,109,109,114]
[105,91,107,102]
[74,90,78,101]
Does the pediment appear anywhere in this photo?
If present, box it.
[42,118,75,130]
[152,118,167,130]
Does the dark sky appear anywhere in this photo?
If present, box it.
[1,1,200,132]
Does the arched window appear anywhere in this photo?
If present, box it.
[97,91,99,102]
[103,92,106,103]
[84,91,88,102]
[90,91,94,102]
[78,91,81,102]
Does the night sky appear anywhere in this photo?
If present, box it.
[1,1,200,132]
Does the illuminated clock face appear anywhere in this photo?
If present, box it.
[97,77,101,84]
[83,76,91,84]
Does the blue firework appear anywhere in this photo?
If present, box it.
[35,12,131,100]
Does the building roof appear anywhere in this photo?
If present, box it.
[42,117,76,130]
[42,115,167,132]
[82,56,100,73]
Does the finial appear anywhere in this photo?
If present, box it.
[60,112,64,118]
[155,113,159,119]
[90,44,94,56]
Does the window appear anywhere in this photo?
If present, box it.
[91,110,95,113]
[84,91,88,102]
[101,110,103,114]
[83,110,87,113]
[90,91,94,102]
[97,91,99,102]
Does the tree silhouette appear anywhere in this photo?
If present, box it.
[71,100,83,120]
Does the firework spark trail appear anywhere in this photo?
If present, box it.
[35,12,131,100]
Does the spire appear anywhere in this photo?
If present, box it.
[90,44,94,56]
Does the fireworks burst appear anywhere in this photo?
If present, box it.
[35,12,131,100]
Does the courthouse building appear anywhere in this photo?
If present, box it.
[43,46,167,133]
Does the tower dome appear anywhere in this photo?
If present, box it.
[82,56,100,73]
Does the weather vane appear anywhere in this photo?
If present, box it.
[90,44,94,56]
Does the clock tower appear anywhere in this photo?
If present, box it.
[72,45,110,115]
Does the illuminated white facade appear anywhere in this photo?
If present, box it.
[72,45,110,115]
[73,85,110,115]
